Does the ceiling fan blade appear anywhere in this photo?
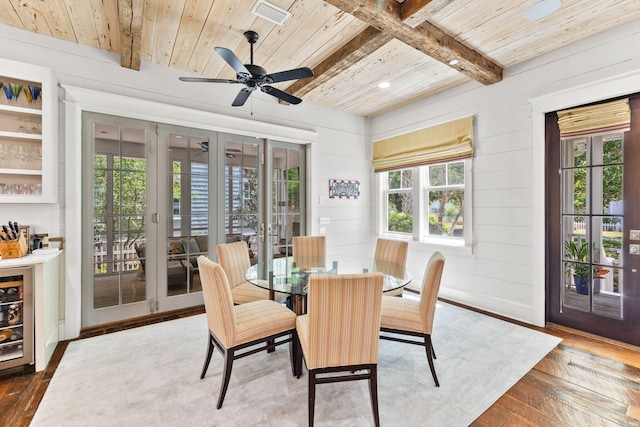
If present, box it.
[265,67,313,84]
[261,86,302,105]
[232,88,253,107]
[214,47,251,79]
[179,77,240,84]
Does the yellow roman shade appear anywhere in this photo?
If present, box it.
[557,99,630,138]
[372,116,473,172]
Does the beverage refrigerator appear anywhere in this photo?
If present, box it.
[0,266,33,370]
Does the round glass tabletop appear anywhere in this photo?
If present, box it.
[245,256,412,296]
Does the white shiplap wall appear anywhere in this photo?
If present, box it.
[370,20,640,326]
[0,24,371,338]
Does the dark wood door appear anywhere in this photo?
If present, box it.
[546,94,640,346]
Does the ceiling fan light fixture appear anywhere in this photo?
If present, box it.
[251,0,291,26]
[378,81,391,89]
[525,0,561,21]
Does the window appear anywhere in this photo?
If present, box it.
[380,159,471,245]
[423,161,465,239]
[384,169,413,234]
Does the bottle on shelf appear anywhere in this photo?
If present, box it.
[7,303,21,326]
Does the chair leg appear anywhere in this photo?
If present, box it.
[369,366,380,427]
[289,330,299,377]
[425,335,439,387]
[431,340,437,359]
[295,334,304,379]
[217,348,235,409]
[200,332,215,379]
[309,370,316,427]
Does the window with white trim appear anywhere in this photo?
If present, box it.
[381,159,471,245]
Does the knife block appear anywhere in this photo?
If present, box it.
[0,233,28,259]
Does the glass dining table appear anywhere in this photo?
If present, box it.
[245,256,412,315]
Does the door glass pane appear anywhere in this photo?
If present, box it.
[562,138,589,168]
[167,134,208,295]
[272,146,302,258]
[562,169,588,214]
[92,124,147,309]
[224,140,258,263]
[561,134,623,319]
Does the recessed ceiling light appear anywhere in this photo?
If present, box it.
[449,59,459,66]
[525,0,561,20]
[378,81,391,89]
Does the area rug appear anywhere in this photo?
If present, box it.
[31,302,561,426]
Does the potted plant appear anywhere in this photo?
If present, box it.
[564,240,590,295]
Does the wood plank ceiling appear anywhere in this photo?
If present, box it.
[1,0,639,117]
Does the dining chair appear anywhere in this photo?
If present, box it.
[197,256,298,409]
[296,272,383,427]
[379,251,445,386]
[292,235,326,269]
[374,238,408,297]
[216,241,285,304]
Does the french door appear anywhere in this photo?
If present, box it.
[546,94,640,345]
[82,114,306,327]
[83,114,214,326]
[218,133,305,266]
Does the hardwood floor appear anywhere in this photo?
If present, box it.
[1,303,639,426]
[471,324,640,426]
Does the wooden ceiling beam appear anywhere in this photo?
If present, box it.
[282,1,426,101]
[285,0,499,102]
[117,0,145,70]
[284,26,393,100]
[324,0,502,85]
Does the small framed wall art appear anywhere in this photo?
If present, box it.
[329,179,360,199]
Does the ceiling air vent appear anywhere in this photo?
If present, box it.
[251,0,291,26]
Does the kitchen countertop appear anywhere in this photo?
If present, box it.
[0,250,62,268]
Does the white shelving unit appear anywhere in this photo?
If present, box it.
[0,59,57,203]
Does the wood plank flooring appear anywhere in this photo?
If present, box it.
[470,323,640,426]
[1,303,639,426]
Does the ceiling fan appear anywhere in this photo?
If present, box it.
[179,31,314,107]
